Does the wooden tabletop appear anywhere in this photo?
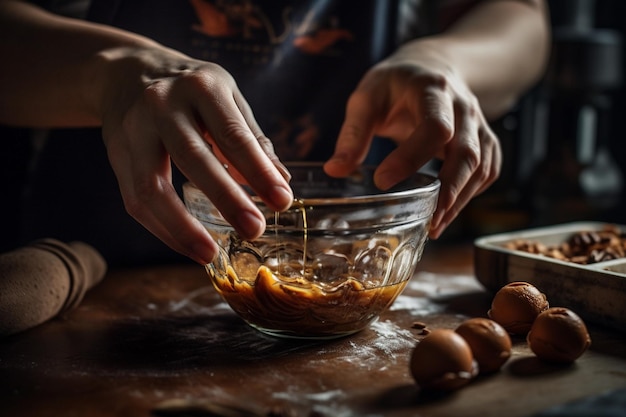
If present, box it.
[1,242,625,417]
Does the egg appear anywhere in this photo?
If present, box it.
[455,318,512,374]
[409,329,478,391]
[488,281,549,335]
[527,307,591,363]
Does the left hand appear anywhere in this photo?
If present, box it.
[324,44,502,239]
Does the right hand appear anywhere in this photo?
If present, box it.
[324,42,502,239]
[93,45,293,264]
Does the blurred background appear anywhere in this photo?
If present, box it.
[456,0,626,240]
[1,0,625,252]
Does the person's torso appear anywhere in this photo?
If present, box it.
[87,0,427,161]
[17,0,477,266]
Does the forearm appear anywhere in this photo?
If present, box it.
[0,0,161,127]
[395,0,550,119]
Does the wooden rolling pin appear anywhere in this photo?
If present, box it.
[0,239,107,336]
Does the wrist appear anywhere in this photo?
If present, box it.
[388,37,466,84]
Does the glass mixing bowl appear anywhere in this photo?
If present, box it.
[183,163,440,339]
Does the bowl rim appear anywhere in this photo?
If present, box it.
[184,162,440,207]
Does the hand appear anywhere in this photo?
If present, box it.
[324,43,501,239]
[94,46,293,264]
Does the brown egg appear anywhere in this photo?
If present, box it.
[527,307,591,363]
[488,281,549,335]
[410,329,478,391]
[455,318,512,374]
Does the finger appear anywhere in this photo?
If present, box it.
[430,118,503,239]
[126,178,219,264]
[435,125,501,239]
[207,92,292,184]
[475,124,502,195]
[430,149,490,241]
[188,81,291,203]
[216,141,290,187]
[209,134,290,186]
[233,90,292,182]
[163,110,270,242]
[195,88,293,212]
[105,129,219,265]
[373,85,454,190]
[324,91,377,178]
[429,102,481,236]
[258,134,292,182]
[203,133,248,185]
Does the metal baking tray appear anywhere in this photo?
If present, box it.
[474,222,626,331]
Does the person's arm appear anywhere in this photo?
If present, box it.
[0,0,153,126]
[325,0,550,238]
[0,0,293,265]
[414,0,550,120]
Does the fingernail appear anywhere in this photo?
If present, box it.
[270,185,294,211]
[375,170,401,190]
[431,219,447,239]
[431,210,444,231]
[327,152,348,165]
[191,242,217,265]
[237,210,265,239]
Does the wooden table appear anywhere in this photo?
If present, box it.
[1,242,625,417]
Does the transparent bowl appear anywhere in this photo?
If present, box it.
[183,162,440,339]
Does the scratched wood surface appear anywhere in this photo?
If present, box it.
[1,243,625,417]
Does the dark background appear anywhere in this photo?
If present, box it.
[450,0,626,240]
[1,0,625,252]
